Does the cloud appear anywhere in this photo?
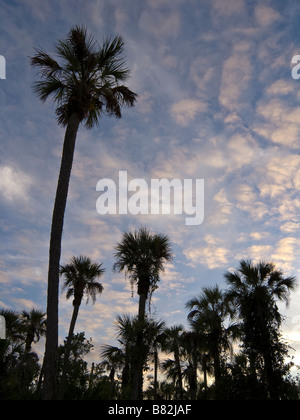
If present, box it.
[254,5,281,27]
[280,222,300,234]
[211,0,246,18]
[246,245,273,263]
[266,80,294,96]
[249,232,270,241]
[212,188,233,225]
[227,133,259,170]
[170,99,207,126]
[219,48,253,112]
[258,154,300,196]
[184,235,229,270]
[272,237,298,270]
[233,184,268,220]
[12,298,41,311]
[255,98,300,149]
[0,165,32,203]
[139,7,181,38]
[0,271,10,284]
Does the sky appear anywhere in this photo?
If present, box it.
[1,0,300,369]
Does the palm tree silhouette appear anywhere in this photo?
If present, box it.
[102,314,166,399]
[21,309,46,355]
[31,26,137,399]
[100,345,124,399]
[225,260,297,399]
[114,227,173,399]
[114,227,173,323]
[59,255,105,399]
[186,285,237,397]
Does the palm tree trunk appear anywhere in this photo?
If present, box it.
[203,356,208,398]
[138,293,147,323]
[131,292,147,400]
[58,302,80,399]
[42,113,81,400]
[25,331,34,354]
[154,347,158,399]
[213,346,222,399]
[174,350,183,399]
[190,352,198,400]
[88,362,95,391]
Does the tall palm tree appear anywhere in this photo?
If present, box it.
[31,26,137,399]
[225,260,297,399]
[113,227,173,400]
[186,286,237,396]
[59,255,105,399]
[21,309,46,355]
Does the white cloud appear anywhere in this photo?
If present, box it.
[139,8,181,38]
[280,222,300,234]
[246,245,273,263]
[233,184,268,220]
[266,80,294,96]
[255,99,300,149]
[258,154,300,201]
[219,51,252,111]
[0,271,10,284]
[12,298,41,311]
[254,5,281,27]
[249,232,270,241]
[170,99,207,126]
[184,235,229,270]
[212,0,246,18]
[187,246,229,270]
[212,188,233,225]
[0,165,32,203]
[227,133,258,170]
[272,237,298,270]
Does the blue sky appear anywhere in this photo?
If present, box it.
[1,0,300,367]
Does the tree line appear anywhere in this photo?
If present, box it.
[1,227,299,400]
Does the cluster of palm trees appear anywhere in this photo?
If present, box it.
[0,309,46,398]
[2,25,297,400]
[99,259,299,400]
[0,245,299,399]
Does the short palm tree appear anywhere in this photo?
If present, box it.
[59,255,105,399]
[114,227,173,323]
[100,345,125,398]
[21,309,46,354]
[109,314,165,399]
[161,325,185,399]
[31,26,137,399]
[186,286,237,394]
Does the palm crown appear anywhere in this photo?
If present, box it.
[60,255,105,306]
[225,260,297,317]
[31,25,137,127]
[113,227,173,298]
